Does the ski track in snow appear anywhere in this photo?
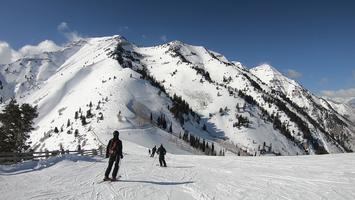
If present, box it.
[1,151,355,200]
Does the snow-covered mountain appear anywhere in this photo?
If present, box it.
[1,35,354,156]
[250,64,355,152]
[321,96,355,123]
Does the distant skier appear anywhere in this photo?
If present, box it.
[151,145,157,157]
[157,144,167,167]
[148,149,151,156]
[104,130,123,181]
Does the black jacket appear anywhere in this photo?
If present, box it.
[157,146,166,158]
[106,138,123,159]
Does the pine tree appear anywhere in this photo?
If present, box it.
[212,143,215,155]
[81,116,87,126]
[162,115,167,129]
[202,139,206,152]
[74,111,79,120]
[67,119,71,127]
[54,127,59,133]
[202,124,207,131]
[20,103,38,133]
[74,129,79,137]
[169,123,172,133]
[219,107,223,113]
[98,112,104,121]
[86,109,93,118]
[0,100,38,153]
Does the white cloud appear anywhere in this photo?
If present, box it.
[0,39,63,65]
[0,23,80,64]
[19,40,62,56]
[160,35,168,42]
[285,69,302,79]
[321,88,355,102]
[57,22,82,41]
[57,22,69,32]
[0,41,19,64]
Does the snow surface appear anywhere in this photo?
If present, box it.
[1,142,355,200]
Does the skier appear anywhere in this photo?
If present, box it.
[148,149,151,156]
[151,145,157,157]
[157,144,167,167]
[104,130,123,181]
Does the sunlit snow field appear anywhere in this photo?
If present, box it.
[1,141,355,200]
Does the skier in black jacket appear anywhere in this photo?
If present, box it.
[151,145,157,157]
[157,144,167,167]
[104,130,123,181]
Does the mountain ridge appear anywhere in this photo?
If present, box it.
[0,35,354,155]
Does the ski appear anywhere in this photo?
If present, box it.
[96,175,121,184]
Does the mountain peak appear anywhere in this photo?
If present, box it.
[250,64,287,86]
[252,63,283,76]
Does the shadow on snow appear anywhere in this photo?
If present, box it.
[118,179,194,185]
[0,155,104,175]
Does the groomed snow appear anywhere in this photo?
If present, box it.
[1,141,355,200]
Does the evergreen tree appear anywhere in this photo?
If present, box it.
[67,119,71,127]
[202,124,207,131]
[0,99,38,153]
[81,116,87,126]
[54,127,59,133]
[169,123,172,133]
[74,129,79,137]
[212,143,215,155]
[202,139,206,152]
[74,111,79,120]
[205,142,210,155]
[86,109,93,118]
[20,103,38,133]
[162,115,167,129]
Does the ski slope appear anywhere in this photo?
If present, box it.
[1,141,355,200]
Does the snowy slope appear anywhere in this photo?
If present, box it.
[251,64,355,153]
[12,36,197,155]
[1,144,355,200]
[133,42,304,155]
[322,97,355,123]
[1,35,355,156]
[0,40,85,101]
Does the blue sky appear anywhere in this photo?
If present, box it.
[0,0,354,96]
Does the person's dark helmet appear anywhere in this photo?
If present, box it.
[113,130,119,137]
